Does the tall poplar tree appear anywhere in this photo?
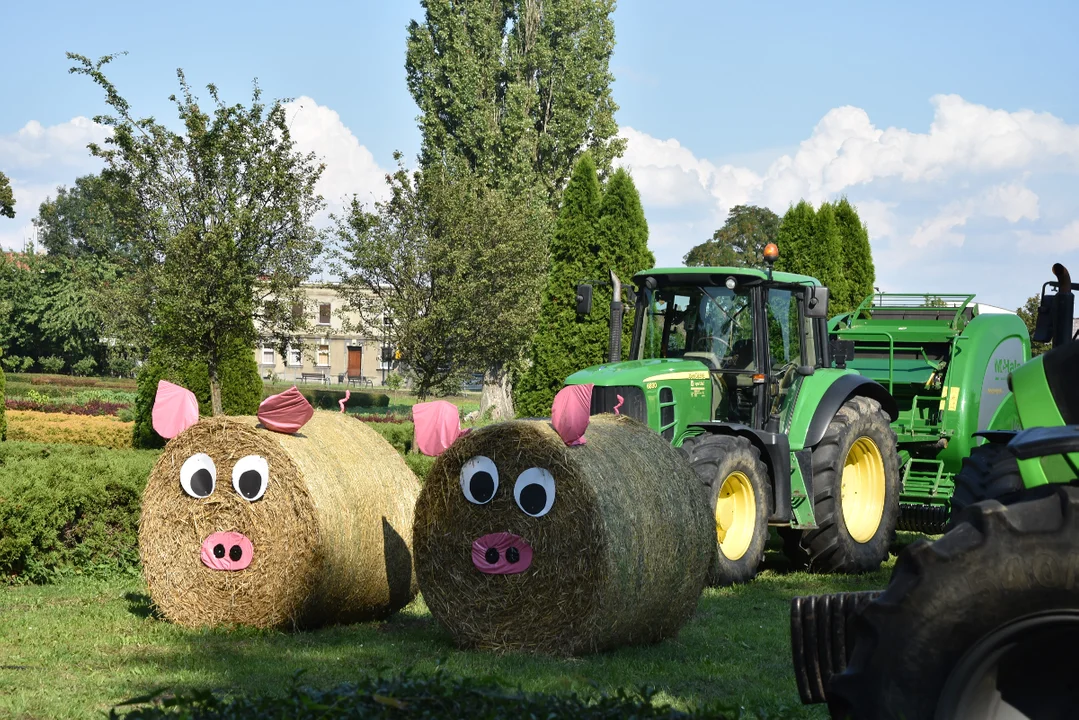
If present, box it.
[405,0,624,207]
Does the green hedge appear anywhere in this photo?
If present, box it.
[290,388,391,410]
[0,442,160,582]
[133,339,263,450]
[112,672,728,719]
[360,420,435,482]
[0,347,7,442]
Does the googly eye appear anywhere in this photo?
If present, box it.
[180,453,216,498]
[232,455,269,501]
[514,467,555,517]
[460,456,498,505]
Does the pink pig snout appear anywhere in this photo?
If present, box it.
[472,532,533,574]
[200,531,254,571]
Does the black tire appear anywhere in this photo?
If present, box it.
[948,442,1023,528]
[680,434,771,586]
[829,487,1079,720]
[783,396,899,573]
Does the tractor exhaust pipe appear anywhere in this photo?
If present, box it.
[790,590,882,705]
[608,270,623,364]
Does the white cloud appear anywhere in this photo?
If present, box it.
[1019,219,1079,252]
[282,97,389,219]
[0,117,109,174]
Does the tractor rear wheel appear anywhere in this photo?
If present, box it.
[680,433,771,586]
[828,487,1079,720]
[783,396,899,573]
[949,442,1023,529]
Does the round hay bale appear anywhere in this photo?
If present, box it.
[140,411,419,629]
[413,413,713,655]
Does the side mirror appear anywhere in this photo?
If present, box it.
[1032,291,1056,344]
[576,284,593,316]
[805,286,830,319]
[829,337,855,369]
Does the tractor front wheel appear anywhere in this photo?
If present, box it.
[828,487,1079,719]
[783,396,899,573]
[681,433,771,586]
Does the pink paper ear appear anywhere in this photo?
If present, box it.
[413,400,470,456]
[552,383,593,446]
[257,386,314,434]
[152,380,200,439]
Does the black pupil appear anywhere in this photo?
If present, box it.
[506,546,520,563]
[229,545,243,562]
[469,471,494,503]
[213,544,225,558]
[238,469,262,499]
[190,468,213,497]
[520,484,547,515]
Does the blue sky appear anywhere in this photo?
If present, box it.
[2,0,1078,310]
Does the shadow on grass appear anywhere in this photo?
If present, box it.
[125,591,164,621]
[106,562,895,719]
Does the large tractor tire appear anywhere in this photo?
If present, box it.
[828,487,1079,720]
[680,433,771,586]
[948,442,1023,528]
[782,396,899,573]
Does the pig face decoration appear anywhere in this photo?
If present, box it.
[139,381,323,627]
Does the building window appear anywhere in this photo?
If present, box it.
[319,303,331,325]
[317,344,330,367]
[288,345,302,367]
[261,344,275,365]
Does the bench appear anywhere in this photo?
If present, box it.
[346,373,373,389]
[301,372,329,386]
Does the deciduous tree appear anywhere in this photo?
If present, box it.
[0,171,14,219]
[684,205,780,267]
[69,52,324,414]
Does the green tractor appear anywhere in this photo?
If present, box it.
[790,264,1078,719]
[566,246,1031,585]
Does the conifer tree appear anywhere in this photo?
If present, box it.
[775,200,817,277]
[833,197,875,313]
[514,153,605,416]
[812,201,846,309]
[597,167,653,360]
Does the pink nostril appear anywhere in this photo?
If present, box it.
[201,532,254,571]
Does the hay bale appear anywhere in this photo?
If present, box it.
[413,413,713,655]
[140,411,419,629]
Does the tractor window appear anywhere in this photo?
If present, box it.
[767,288,802,368]
[642,286,755,370]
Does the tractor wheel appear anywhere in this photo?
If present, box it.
[680,434,771,586]
[783,396,899,573]
[828,487,1079,720]
[948,443,1023,529]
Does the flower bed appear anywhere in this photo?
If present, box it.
[5,410,133,449]
[5,398,130,416]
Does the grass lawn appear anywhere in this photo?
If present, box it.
[0,537,919,720]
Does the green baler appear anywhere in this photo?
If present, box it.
[829,293,1030,532]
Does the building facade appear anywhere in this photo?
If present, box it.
[253,284,393,386]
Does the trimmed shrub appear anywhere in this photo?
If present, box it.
[133,338,263,450]
[0,441,160,582]
[28,374,137,390]
[110,672,722,719]
[71,357,98,377]
[6,410,133,449]
[300,388,391,410]
[0,347,6,442]
[38,356,65,374]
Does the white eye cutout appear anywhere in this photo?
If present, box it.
[232,455,269,502]
[460,456,498,505]
[180,453,216,498]
[514,467,555,518]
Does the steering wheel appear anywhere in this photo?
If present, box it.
[693,334,730,356]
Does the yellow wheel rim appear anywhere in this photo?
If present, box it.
[715,471,756,561]
[841,436,886,543]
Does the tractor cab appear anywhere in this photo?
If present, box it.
[628,265,830,432]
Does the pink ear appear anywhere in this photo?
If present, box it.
[152,380,200,439]
[552,384,593,446]
[257,386,314,434]
[413,400,470,456]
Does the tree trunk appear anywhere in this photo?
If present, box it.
[479,364,514,421]
[209,363,224,416]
